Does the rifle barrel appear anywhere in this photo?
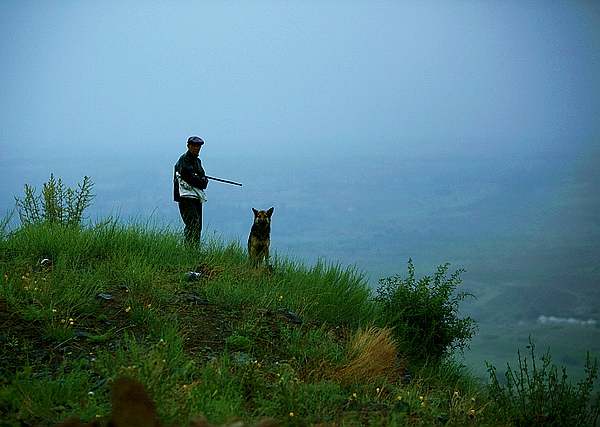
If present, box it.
[206,176,242,186]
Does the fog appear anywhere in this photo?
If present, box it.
[1,1,599,381]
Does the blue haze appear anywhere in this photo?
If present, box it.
[1,2,599,380]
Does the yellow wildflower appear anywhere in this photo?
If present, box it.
[421,401,426,407]
[125,306,131,313]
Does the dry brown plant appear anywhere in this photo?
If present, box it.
[332,326,403,387]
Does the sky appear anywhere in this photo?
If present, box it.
[1,1,598,162]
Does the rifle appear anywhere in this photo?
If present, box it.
[206,175,242,187]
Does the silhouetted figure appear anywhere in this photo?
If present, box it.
[174,136,208,243]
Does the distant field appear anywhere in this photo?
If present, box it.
[463,322,600,387]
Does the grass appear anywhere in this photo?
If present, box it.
[1,217,598,426]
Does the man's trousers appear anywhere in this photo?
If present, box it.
[178,197,203,243]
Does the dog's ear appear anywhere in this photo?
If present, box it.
[267,207,274,217]
[252,208,258,215]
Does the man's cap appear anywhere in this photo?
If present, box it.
[187,136,204,146]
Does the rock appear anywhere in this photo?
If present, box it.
[174,293,206,305]
[187,271,202,281]
[231,352,255,364]
[90,378,106,391]
[277,308,302,325]
[187,295,206,304]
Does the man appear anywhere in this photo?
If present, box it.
[174,136,209,243]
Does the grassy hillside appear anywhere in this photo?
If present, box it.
[1,216,598,426]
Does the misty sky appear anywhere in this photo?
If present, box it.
[1,1,598,162]
[2,1,600,380]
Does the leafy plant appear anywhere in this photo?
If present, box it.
[486,336,600,427]
[14,173,95,227]
[0,210,13,240]
[374,259,477,364]
[9,361,106,421]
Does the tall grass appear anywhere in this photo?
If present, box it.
[3,213,596,426]
[0,217,376,334]
[0,216,486,425]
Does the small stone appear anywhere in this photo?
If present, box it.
[277,308,303,324]
[231,352,255,364]
[186,295,206,304]
[90,378,106,391]
[187,271,202,281]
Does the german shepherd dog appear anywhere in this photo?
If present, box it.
[248,207,274,267]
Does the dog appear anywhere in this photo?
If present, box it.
[248,207,274,267]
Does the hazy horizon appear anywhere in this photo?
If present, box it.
[2,1,599,381]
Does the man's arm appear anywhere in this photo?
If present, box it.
[178,156,208,190]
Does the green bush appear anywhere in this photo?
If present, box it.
[486,337,600,427]
[374,259,477,364]
[14,173,95,227]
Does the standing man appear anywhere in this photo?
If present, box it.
[174,136,209,243]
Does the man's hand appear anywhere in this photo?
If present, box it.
[199,176,208,190]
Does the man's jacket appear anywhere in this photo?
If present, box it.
[174,151,208,201]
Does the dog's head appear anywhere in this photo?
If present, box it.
[252,207,274,225]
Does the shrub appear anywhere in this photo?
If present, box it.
[374,259,477,364]
[486,336,600,427]
[14,173,95,227]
